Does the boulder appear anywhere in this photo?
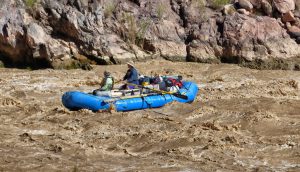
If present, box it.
[43,0,107,53]
[108,45,136,64]
[141,15,187,61]
[286,23,300,37]
[130,44,153,62]
[249,0,262,8]
[187,41,222,63]
[295,0,300,16]
[110,0,187,61]
[277,18,285,27]
[282,11,296,22]
[296,37,300,43]
[222,13,300,62]
[155,40,187,61]
[187,18,222,63]
[26,22,50,60]
[273,0,295,14]
[295,18,300,28]
[261,0,272,16]
[103,33,153,64]
[0,0,107,67]
[238,0,254,11]
[223,4,237,15]
[0,6,28,64]
[104,33,136,64]
[175,0,216,27]
[237,8,251,15]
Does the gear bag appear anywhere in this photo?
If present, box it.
[165,78,183,88]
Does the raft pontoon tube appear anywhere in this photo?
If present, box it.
[62,81,198,112]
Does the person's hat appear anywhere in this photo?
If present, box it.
[104,70,111,76]
[126,62,135,68]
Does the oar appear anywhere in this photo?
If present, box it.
[127,83,188,100]
[112,80,124,89]
[103,93,158,103]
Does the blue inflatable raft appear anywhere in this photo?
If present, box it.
[62,81,198,112]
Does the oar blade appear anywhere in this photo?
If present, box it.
[172,93,188,100]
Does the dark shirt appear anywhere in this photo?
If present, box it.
[123,67,139,85]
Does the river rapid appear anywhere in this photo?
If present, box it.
[0,60,299,171]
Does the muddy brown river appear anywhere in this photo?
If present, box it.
[0,60,299,171]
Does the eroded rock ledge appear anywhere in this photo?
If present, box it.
[0,0,299,70]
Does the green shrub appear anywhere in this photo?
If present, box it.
[123,13,137,44]
[104,1,117,18]
[156,3,166,20]
[211,0,230,10]
[193,0,206,9]
[192,0,209,21]
[136,19,151,48]
[121,13,151,48]
[24,0,37,8]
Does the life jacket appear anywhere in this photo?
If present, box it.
[101,76,114,91]
[165,78,183,88]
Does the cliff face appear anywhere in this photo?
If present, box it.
[0,0,300,69]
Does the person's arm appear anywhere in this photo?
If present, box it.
[123,70,130,80]
[99,78,105,87]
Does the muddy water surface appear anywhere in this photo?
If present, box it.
[0,60,299,171]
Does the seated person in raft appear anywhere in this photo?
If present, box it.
[93,71,114,96]
[119,62,139,90]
